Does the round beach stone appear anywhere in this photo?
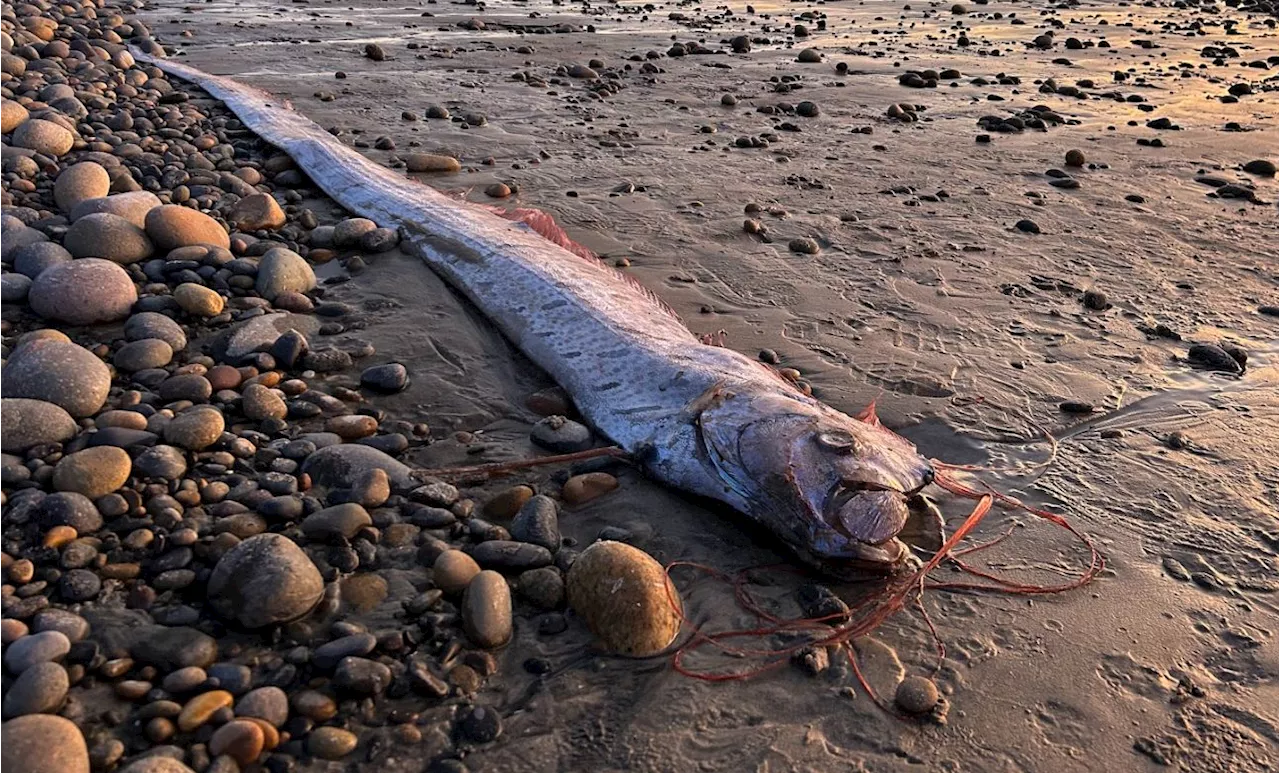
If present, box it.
[530,415,592,453]
[2,340,110,417]
[38,492,102,533]
[1,398,77,453]
[1,714,89,773]
[406,154,461,173]
[114,339,173,372]
[1,272,30,302]
[132,445,187,479]
[208,533,324,628]
[4,630,71,674]
[208,719,264,765]
[2,661,69,718]
[12,118,74,156]
[301,503,372,540]
[163,407,224,450]
[461,570,513,649]
[229,193,285,231]
[69,191,162,228]
[566,540,682,656]
[561,472,618,506]
[55,162,111,212]
[360,363,408,393]
[13,242,72,279]
[895,676,939,714]
[29,258,138,325]
[1,98,29,133]
[52,447,131,499]
[235,686,288,727]
[177,690,233,732]
[307,727,358,760]
[241,383,287,421]
[510,495,561,551]
[125,313,187,352]
[173,283,224,316]
[118,759,196,773]
[64,212,154,263]
[255,247,315,300]
[434,550,482,594]
[145,205,230,250]
[301,439,414,490]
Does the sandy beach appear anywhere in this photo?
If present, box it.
[2,0,1277,770]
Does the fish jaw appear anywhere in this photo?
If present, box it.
[695,389,936,576]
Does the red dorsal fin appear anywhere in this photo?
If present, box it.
[855,399,881,426]
[487,205,598,260]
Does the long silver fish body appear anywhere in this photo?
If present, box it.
[139,52,936,576]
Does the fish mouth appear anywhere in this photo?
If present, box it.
[821,475,933,570]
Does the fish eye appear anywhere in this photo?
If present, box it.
[816,430,857,454]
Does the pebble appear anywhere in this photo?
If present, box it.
[1243,159,1277,177]
[484,484,534,519]
[307,727,358,759]
[51,446,131,499]
[530,415,593,452]
[347,468,391,507]
[1188,343,1243,374]
[207,719,264,765]
[1,98,29,132]
[13,242,72,278]
[2,340,111,417]
[5,631,71,674]
[518,566,566,610]
[12,118,74,156]
[1,398,77,453]
[469,540,553,571]
[788,238,821,255]
[207,533,325,628]
[1,714,90,773]
[28,258,138,325]
[145,205,231,251]
[434,550,482,594]
[302,443,414,490]
[173,283,225,316]
[64,212,154,263]
[235,686,289,726]
[115,339,174,371]
[566,541,682,655]
[229,193,286,231]
[326,414,378,439]
[162,667,208,694]
[1,661,68,718]
[70,191,162,227]
[177,690,234,732]
[241,383,287,421]
[131,626,218,671]
[118,759,195,773]
[333,656,392,694]
[255,247,316,300]
[561,472,619,505]
[290,689,337,721]
[456,705,502,743]
[302,503,372,540]
[895,676,940,714]
[361,363,409,392]
[511,495,561,551]
[406,154,462,173]
[54,162,111,212]
[462,570,513,648]
[1015,219,1041,234]
[164,407,225,450]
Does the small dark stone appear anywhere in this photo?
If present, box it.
[456,705,502,743]
[1059,401,1094,414]
[1187,344,1243,374]
[530,415,592,453]
[360,363,408,393]
[796,584,850,624]
[1015,219,1041,234]
[509,495,560,552]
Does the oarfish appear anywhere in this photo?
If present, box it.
[137,52,937,576]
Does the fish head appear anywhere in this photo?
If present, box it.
[697,390,934,576]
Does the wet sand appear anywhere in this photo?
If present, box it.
[143,0,1277,769]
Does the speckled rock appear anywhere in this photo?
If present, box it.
[29,259,138,325]
[69,191,162,228]
[566,541,682,656]
[2,340,111,417]
[255,247,315,300]
[12,118,74,156]
[63,213,154,263]
[54,162,111,212]
[52,447,131,499]
[1,398,77,453]
[1,714,89,773]
[208,534,324,628]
